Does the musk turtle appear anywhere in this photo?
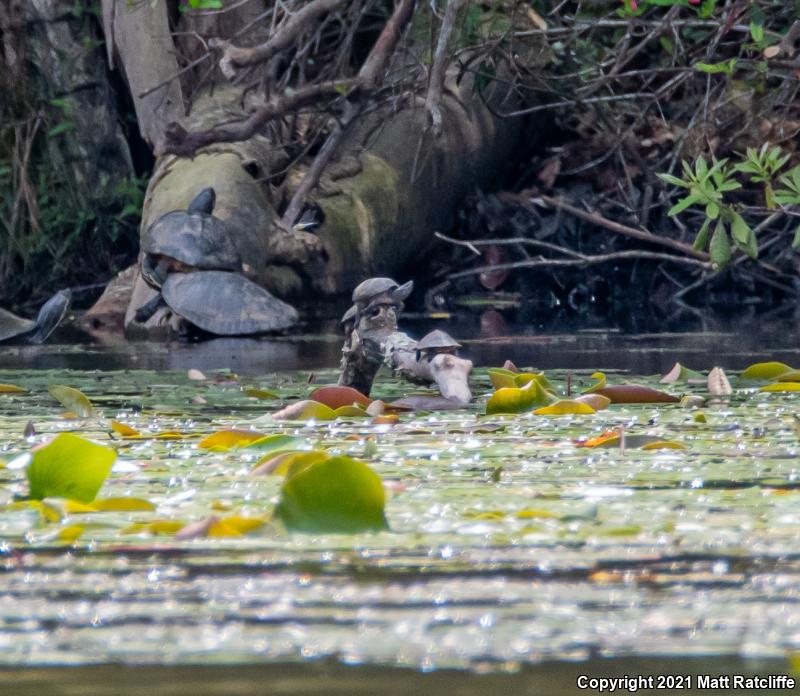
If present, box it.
[140,187,240,289]
[0,290,72,344]
[415,329,461,361]
[156,270,298,335]
[352,277,413,310]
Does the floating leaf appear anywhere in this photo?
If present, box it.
[57,525,85,542]
[486,379,556,415]
[244,433,306,453]
[64,497,155,514]
[198,429,266,450]
[121,520,184,536]
[534,399,596,416]
[252,450,328,476]
[48,385,93,418]
[0,384,26,394]
[760,382,800,392]
[111,420,140,437]
[707,366,732,395]
[581,372,607,393]
[187,369,207,381]
[574,394,611,411]
[740,361,794,381]
[275,456,388,533]
[273,400,367,420]
[244,388,279,400]
[308,385,372,409]
[640,441,687,450]
[386,396,462,411]
[175,514,266,540]
[680,395,706,408]
[659,363,705,384]
[488,369,552,391]
[593,385,679,403]
[27,433,116,502]
[773,370,800,383]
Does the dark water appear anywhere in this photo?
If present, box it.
[2,315,798,375]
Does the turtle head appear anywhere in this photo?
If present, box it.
[188,187,216,215]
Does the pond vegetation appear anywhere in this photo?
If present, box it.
[2,359,800,671]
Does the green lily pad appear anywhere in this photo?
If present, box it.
[48,385,94,418]
[27,433,116,502]
[275,455,388,533]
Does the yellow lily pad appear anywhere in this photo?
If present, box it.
[534,399,596,416]
[0,384,27,394]
[740,361,794,381]
[48,385,93,418]
[198,429,266,450]
[485,378,556,415]
[65,497,156,514]
[581,371,607,394]
[760,382,800,392]
[252,450,329,476]
[111,420,140,437]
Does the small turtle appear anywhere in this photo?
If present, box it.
[140,187,240,290]
[0,289,72,344]
[352,277,413,310]
[415,329,461,362]
[154,270,298,335]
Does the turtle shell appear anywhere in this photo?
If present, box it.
[416,329,461,352]
[142,189,240,272]
[352,277,398,304]
[161,271,298,335]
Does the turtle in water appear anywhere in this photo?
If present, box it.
[414,329,462,362]
[135,188,299,335]
[0,289,72,344]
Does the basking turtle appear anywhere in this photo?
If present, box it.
[140,187,240,290]
[145,270,298,335]
[0,289,72,344]
[352,277,413,313]
[414,329,461,362]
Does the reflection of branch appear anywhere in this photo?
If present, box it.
[211,0,347,79]
[425,0,465,137]
[534,194,709,261]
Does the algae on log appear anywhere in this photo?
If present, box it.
[306,77,523,295]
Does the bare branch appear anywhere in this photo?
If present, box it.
[533,194,710,262]
[425,0,465,137]
[211,0,347,80]
[158,79,356,157]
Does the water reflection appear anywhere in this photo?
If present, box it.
[2,314,799,375]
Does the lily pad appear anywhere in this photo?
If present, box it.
[759,382,800,392]
[660,362,706,384]
[199,429,266,450]
[308,385,372,409]
[48,385,93,418]
[593,385,680,404]
[275,456,388,533]
[534,399,596,416]
[0,384,26,394]
[486,379,556,415]
[252,450,329,476]
[27,433,116,502]
[740,361,794,381]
